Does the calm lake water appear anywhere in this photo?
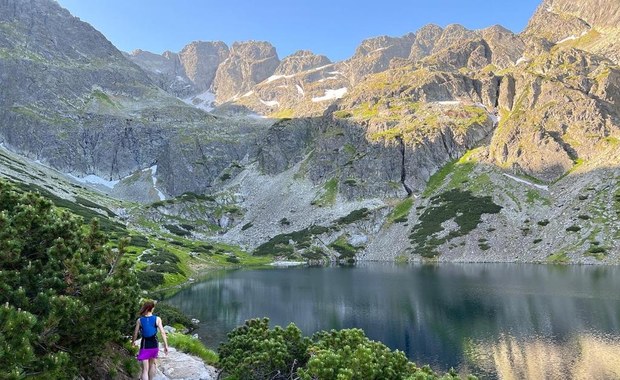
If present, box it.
[165,263,620,379]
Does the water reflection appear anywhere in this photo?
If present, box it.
[165,263,620,379]
[468,334,620,379]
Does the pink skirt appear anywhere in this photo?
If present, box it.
[137,347,159,360]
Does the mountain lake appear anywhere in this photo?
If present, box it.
[165,263,620,379]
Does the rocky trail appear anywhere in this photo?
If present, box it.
[152,346,218,380]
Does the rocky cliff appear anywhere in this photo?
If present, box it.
[524,0,620,63]
[212,41,280,103]
[0,0,269,200]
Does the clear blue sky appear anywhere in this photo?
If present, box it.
[56,0,542,61]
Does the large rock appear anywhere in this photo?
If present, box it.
[212,41,280,103]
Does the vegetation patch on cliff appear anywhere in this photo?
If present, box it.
[410,189,502,258]
[388,197,414,223]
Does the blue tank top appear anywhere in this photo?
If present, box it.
[140,315,157,338]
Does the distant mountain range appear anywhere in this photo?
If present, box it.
[0,0,619,264]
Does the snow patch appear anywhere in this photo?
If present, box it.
[370,47,389,53]
[296,84,305,96]
[557,35,577,44]
[503,173,549,191]
[259,99,280,107]
[149,165,166,200]
[515,56,529,65]
[182,91,215,112]
[311,87,348,102]
[175,75,186,82]
[309,64,332,72]
[266,74,292,83]
[67,174,119,189]
[318,76,339,82]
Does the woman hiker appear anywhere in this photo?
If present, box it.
[132,300,169,380]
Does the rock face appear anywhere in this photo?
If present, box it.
[344,34,416,84]
[525,0,620,63]
[488,48,620,181]
[127,49,196,98]
[178,41,229,91]
[128,41,229,101]
[274,50,331,75]
[0,0,269,198]
[212,41,280,102]
[409,24,444,60]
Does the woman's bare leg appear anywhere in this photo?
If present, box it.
[141,359,150,380]
[148,358,157,379]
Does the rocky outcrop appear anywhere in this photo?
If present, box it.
[0,0,271,198]
[480,25,526,68]
[178,41,229,91]
[344,34,416,84]
[212,41,280,103]
[274,50,331,76]
[409,24,444,61]
[128,41,229,98]
[524,0,620,64]
[127,50,196,98]
[488,48,620,182]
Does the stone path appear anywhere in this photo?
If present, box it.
[152,347,219,380]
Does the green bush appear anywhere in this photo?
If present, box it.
[137,271,165,290]
[253,225,330,256]
[164,224,192,237]
[226,255,241,264]
[302,247,327,261]
[588,246,606,254]
[217,318,471,380]
[298,328,415,380]
[151,263,184,275]
[537,219,550,226]
[566,225,581,232]
[129,235,150,248]
[0,180,138,377]
[218,318,310,380]
[335,208,370,225]
[329,236,358,259]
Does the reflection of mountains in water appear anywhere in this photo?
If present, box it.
[467,334,620,380]
[167,265,620,376]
